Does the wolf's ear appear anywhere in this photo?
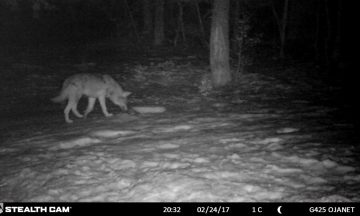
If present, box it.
[123,91,131,97]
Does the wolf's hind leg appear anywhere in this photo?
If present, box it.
[64,102,73,123]
[71,94,83,118]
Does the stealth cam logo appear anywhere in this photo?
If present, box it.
[0,203,3,214]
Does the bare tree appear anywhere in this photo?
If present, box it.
[124,0,139,42]
[142,0,152,36]
[154,0,165,46]
[332,0,342,67]
[271,0,289,60]
[314,0,320,62]
[174,1,186,46]
[194,0,207,47]
[210,0,231,88]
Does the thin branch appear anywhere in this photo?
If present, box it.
[124,0,140,43]
[195,0,208,47]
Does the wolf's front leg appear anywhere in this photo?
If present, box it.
[99,96,113,117]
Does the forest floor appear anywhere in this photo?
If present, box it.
[0,42,359,202]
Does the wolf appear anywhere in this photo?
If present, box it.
[52,73,131,123]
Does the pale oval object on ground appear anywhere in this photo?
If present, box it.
[132,106,166,113]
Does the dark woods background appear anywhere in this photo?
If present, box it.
[0,0,354,79]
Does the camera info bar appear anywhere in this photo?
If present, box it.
[0,202,358,216]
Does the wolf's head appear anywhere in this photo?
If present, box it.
[108,91,131,111]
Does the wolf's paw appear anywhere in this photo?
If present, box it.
[66,119,74,123]
[83,112,91,118]
[105,113,113,117]
[75,114,84,118]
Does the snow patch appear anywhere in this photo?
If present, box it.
[156,143,180,149]
[109,159,137,169]
[227,154,241,160]
[344,175,360,181]
[52,137,102,150]
[302,175,327,184]
[161,162,190,169]
[266,164,303,174]
[0,147,18,153]
[193,157,210,163]
[226,143,247,149]
[204,171,241,179]
[132,106,166,113]
[155,125,193,133]
[276,127,300,134]
[242,185,285,200]
[142,161,160,167]
[54,168,70,175]
[163,153,180,159]
[255,137,282,145]
[219,138,243,144]
[322,159,338,168]
[335,165,355,173]
[319,195,353,202]
[90,130,136,138]
[286,155,320,166]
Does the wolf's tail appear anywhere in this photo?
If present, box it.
[51,76,74,103]
[51,89,68,103]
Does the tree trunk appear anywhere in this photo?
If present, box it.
[142,0,152,36]
[174,1,186,46]
[124,0,139,43]
[271,0,289,60]
[210,0,231,88]
[324,0,331,68]
[153,0,165,46]
[314,0,320,62]
[332,0,342,64]
[195,0,207,47]
[279,0,289,59]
